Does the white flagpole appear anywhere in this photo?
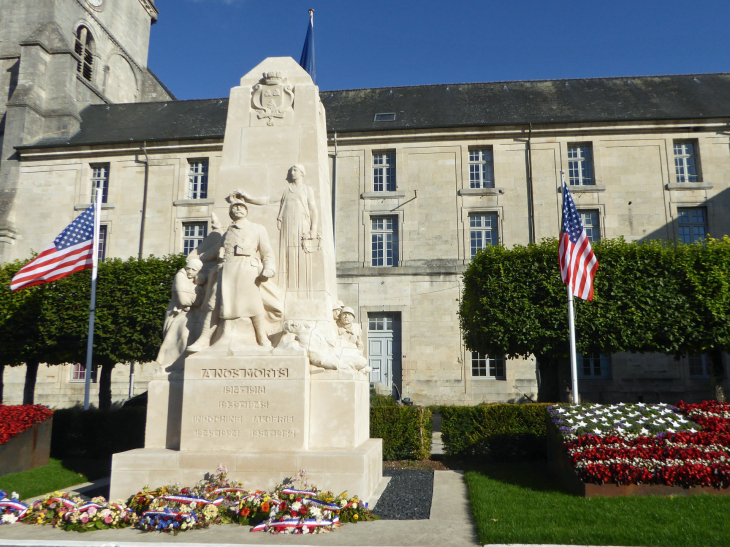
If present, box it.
[83,188,102,410]
[561,171,580,405]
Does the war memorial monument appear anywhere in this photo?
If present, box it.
[109,58,382,501]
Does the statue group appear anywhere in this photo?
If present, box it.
[156,165,368,375]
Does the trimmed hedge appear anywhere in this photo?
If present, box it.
[51,407,146,459]
[441,404,549,461]
[370,406,432,460]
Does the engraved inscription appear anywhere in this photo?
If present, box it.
[253,415,293,423]
[195,429,240,437]
[218,401,269,409]
[223,385,266,394]
[249,429,296,437]
[201,368,289,379]
[194,415,246,423]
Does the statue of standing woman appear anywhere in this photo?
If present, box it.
[239,165,320,292]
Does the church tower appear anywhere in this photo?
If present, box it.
[0,0,174,258]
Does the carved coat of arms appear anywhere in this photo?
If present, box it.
[251,71,295,126]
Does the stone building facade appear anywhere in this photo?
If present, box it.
[0,0,173,260]
[1,2,729,408]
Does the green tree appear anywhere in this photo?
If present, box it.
[41,255,185,409]
[459,237,730,402]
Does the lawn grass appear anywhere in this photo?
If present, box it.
[465,462,730,547]
[0,459,90,500]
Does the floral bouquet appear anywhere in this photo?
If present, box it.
[20,492,137,531]
[548,401,730,488]
[0,491,28,525]
[130,466,378,535]
[0,404,53,446]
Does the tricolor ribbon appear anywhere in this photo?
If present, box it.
[303,498,341,511]
[250,515,340,532]
[163,495,224,506]
[281,488,317,497]
[0,500,29,519]
[212,487,249,494]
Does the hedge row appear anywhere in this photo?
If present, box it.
[50,404,432,462]
[51,407,146,459]
[441,404,549,461]
[370,406,432,460]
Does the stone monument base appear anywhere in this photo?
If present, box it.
[109,438,382,502]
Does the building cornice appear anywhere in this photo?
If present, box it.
[327,118,730,145]
[138,0,159,21]
[17,140,223,160]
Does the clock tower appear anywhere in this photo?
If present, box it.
[0,0,174,257]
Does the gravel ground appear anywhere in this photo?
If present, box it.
[371,469,434,520]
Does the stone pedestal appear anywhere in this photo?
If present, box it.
[111,349,381,501]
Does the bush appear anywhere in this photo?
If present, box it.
[370,406,432,460]
[441,404,549,461]
[51,407,146,459]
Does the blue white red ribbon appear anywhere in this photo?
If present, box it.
[304,498,341,511]
[0,500,29,519]
[281,488,317,497]
[250,515,339,532]
[163,495,224,506]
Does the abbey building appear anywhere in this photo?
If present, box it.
[1,1,729,407]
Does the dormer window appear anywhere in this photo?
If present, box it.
[74,26,94,82]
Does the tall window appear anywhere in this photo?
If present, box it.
[469,148,495,188]
[567,144,593,185]
[373,152,396,192]
[469,213,498,258]
[74,26,94,82]
[579,210,601,242]
[188,160,209,199]
[677,207,707,244]
[688,354,710,378]
[91,164,109,203]
[674,141,699,183]
[97,225,108,262]
[371,216,398,267]
[471,352,505,379]
[183,222,208,256]
[577,353,611,379]
[71,364,97,383]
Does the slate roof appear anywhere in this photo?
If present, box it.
[20,73,730,149]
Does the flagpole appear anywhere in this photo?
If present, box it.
[561,171,580,405]
[83,188,102,410]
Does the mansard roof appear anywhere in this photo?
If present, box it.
[20,72,730,149]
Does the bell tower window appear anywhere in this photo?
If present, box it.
[74,27,94,82]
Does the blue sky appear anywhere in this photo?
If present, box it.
[150,0,730,100]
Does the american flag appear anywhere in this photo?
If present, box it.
[10,204,97,292]
[559,182,599,301]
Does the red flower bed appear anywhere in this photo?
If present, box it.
[551,401,730,489]
[0,405,53,445]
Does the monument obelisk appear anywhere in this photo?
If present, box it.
[109,58,381,501]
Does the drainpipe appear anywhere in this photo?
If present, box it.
[332,132,338,248]
[527,123,536,244]
[138,142,149,260]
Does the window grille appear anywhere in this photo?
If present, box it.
[677,207,707,244]
[71,363,97,383]
[183,222,208,256]
[688,354,710,378]
[188,160,209,199]
[471,352,506,379]
[371,216,398,267]
[674,142,699,183]
[97,225,108,262]
[374,113,396,122]
[469,213,498,258]
[579,210,601,242]
[469,149,495,188]
[373,152,396,192]
[91,164,109,203]
[567,145,593,185]
[577,353,611,379]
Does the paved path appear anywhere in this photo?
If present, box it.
[0,471,479,547]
